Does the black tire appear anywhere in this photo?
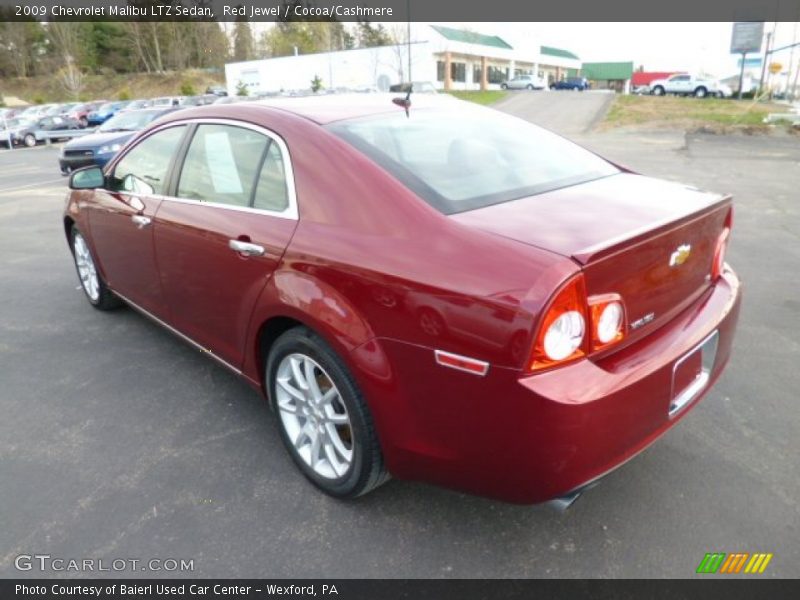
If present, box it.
[549,84,556,90]
[694,87,707,98]
[652,86,665,96]
[526,84,534,90]
[79,117,88,128]
[23,133,36,147]
[500,83,508,90]
[266,326,389,499]
[69,226,122,311]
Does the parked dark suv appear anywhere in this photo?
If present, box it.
[550,77,590,91]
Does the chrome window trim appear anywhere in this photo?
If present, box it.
[115,117,299,221]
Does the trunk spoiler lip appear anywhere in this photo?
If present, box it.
[572,194,732,265]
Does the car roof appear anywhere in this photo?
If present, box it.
[240,93,460,125]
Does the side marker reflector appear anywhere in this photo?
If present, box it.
[434,350,489,376]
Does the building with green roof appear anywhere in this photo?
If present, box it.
[581,62,635,93]
[225,25,583,94]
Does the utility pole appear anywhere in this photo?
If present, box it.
[406,0,412,82]
[758,30,772,92]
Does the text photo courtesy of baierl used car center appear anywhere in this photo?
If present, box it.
[0,0,799,589]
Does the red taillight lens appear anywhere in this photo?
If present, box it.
[529,274,588,371]
[588,294,626,351]
[711,227,730,280]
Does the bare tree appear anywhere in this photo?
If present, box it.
[59,55,84,99]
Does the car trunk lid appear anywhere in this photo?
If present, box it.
[450,173,732,337]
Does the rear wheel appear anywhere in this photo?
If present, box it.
[500,83,508,90]
[266,327,389,498]
[70,226,122,310]
[526,84,534,90]
[23,133,36,147]
[694,86,707,98]
[652,85,665,96]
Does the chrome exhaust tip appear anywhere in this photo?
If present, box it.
[546,489,584,512]
[546,481,599,512]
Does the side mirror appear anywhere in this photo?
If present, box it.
[69,166,105,190]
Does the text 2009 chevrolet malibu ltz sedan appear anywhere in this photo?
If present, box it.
[63,94,741,506]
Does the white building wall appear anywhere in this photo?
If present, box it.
[224,25,581,95]
[225,42,434,95]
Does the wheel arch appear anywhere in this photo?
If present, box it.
[63,216,76,248]
[245,271,380,399]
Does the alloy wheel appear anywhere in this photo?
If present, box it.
[73,232,100,301]
[275,353,354,479]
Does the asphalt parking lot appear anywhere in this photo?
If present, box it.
[1,97,798,579]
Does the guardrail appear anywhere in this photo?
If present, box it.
[1,128,95,150]
[40,129,95,144]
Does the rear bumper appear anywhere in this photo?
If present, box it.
[356,267,742,504]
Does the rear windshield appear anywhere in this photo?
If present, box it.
[328,107,618,214]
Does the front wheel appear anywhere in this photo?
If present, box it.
[23,133,36,147]
[526,84,534,90]
[70,226,122,310]
[267,327,389,499]
[500,83,508,90]
[652,86,665,96]
[694,87,707,98]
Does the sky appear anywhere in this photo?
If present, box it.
[429,22,800,78]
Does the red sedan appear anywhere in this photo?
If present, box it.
[63,94,741,506]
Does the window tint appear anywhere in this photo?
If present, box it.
[253,142,289,212]
[111,125,186,195]
[177,124,268,207]
[329,108,618,215]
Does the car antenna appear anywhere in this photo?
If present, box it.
[392,84,413,117]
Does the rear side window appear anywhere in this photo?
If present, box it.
[111,125,186,195]
[177,123,290,212]
[253,142,289,212]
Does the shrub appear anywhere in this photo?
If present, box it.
[311,75,323,93]
[235,81,249,97]
[180,81,197,96]
[117,87,132,101]
[33,95,46,105]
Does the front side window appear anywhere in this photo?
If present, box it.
[111,125,186,195]
[178,124,289,212]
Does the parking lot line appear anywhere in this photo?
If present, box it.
[0,178,65,194]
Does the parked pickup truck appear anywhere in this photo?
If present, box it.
[649,74,725,98]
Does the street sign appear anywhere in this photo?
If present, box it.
[737,57,762,69]
[731,22,764,54]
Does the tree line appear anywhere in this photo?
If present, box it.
[0,19,396,80]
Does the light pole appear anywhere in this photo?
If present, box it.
[407,0,411,83]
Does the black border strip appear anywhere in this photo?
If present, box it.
[2,579,800,600]
[1,0,799,22]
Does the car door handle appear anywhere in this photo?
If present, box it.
[131,215,151,229]
[228,239,265,257]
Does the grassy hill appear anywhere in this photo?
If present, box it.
[1,70,225,105]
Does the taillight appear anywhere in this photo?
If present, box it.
[711,227,730,280]
[529,274,588,371]
[588,294,626,351]
[529,275,629,372]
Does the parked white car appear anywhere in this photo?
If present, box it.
[501,74,546,90]
[649,74,724,98]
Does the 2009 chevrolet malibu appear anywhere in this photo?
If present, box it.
[63,94,741,505]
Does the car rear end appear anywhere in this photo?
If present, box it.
[328,100,742,504]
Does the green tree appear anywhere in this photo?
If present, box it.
[233,20,255,62]
[0,20,46,77]
[356,20,391,47]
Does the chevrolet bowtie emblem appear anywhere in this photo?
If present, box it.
[669,244,691,267]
